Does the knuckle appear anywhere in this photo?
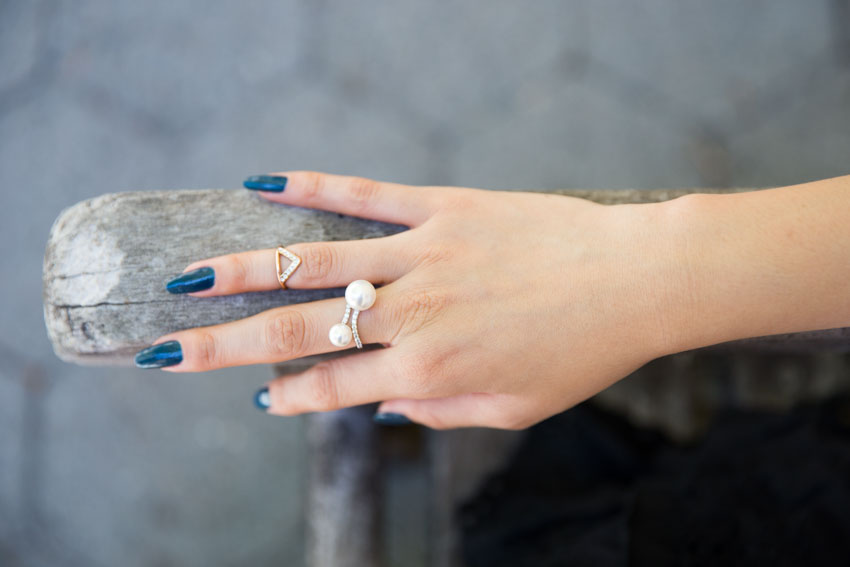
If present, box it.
[413,244,451,268]
[195,332,221,369]
[308,362,342,411]
[300,171,327,202]
[397,351,443,396]
[346,176,380,212]
[448,192,480,211]
[432,188,477,215]
[263,310,308,358]
[227,254,252,290]
[393,288,448,339]
[300,244,337,283]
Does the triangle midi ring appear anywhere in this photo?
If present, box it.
[275,246,302,289]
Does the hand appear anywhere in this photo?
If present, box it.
[135,171,683,429]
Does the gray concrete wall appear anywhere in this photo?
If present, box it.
[2,1,850,565]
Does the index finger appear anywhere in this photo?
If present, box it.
[244,171,442,227]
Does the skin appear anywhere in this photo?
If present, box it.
[150,171,850,429]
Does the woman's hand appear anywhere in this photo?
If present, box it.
[135,171,686,429]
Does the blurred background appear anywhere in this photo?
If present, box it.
[2,1,850,565]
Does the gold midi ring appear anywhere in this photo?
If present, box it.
[275,246,301,289]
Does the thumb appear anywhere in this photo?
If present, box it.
[376,393,525,430]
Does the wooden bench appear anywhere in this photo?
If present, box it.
[43,188,850,566]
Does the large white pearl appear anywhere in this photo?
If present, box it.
[329,323,353,347]
[345,280,376,311]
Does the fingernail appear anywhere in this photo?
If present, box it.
[166,267,215,294]
[244,175,287,192]
[134,340,182,369]
[373,412,412,426]
[254,387,270,411]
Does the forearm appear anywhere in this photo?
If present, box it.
[661,176,850,353]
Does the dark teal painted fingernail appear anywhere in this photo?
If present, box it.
[254,387,270,411]
[166,267,214,294]
[373,412,412,426]
[244,175,287,192]
[134,340,182,369]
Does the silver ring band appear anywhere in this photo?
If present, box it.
[328,280,376,349]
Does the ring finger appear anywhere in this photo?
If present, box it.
[139,284,397,372]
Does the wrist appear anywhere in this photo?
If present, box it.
[605,195,714,360]
[642,192,743,356]
[652,193,720,354]
[649,186,850,354]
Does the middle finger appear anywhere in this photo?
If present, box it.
[172,235,412,296]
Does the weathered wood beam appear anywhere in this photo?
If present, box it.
[43,188,850,365]
[43,190,404,365]
[304,404,380,567]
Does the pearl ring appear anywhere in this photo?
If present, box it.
[329,280,377,349]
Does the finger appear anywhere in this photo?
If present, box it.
[175,236,412,296]
[376,394,530,430]
[262,350,404,415]
[245,170,442,226]
[151,285,398,372]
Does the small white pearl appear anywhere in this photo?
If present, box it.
[329,323,353,347]
[345,280,376,311]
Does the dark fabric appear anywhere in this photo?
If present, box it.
[460,397,850,566]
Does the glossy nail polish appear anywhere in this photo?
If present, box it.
[373,412,412,426]
[166,267,215,294]
[244,175,287,192]
[254,387,271,410]
[134,340,182,369]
